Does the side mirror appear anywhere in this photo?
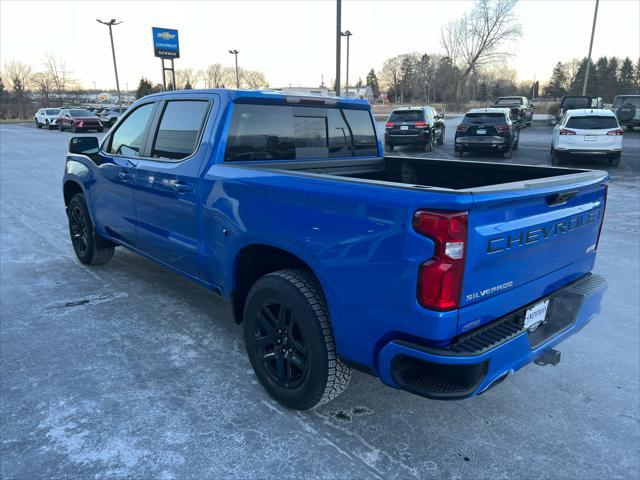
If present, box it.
[69,136,99,156]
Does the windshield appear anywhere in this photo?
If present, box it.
[495,98,523,106]
[561,97,590,109]
[613,96,640,108]
[388,110,423,122]
[69,109,93,117]
[46,109,61,115]
[463,113,507,124]
[565,116,619,130]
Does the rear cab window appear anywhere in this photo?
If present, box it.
[224,104,378,162]
[561,97,590,109]
[565,116,619,129]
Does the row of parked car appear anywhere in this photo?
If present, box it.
[34,106,129,132]
[384,94,637,167]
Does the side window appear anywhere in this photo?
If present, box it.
[341,109,378,156]
[150,100,210,161]
[107,103,155,157]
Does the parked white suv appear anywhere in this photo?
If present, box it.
[551,109,623,166]
[34,108,62,130]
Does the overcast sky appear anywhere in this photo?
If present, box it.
[1,0,639,91]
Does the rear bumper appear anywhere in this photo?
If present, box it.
[455,136,510,150]
[377,273,606,400]
[386,132,430,145]
[555,148,621,156]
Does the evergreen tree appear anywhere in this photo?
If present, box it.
[399,55,416,103]
[365,69,380,99]
[618,57,635,94]
[184,81,193,90]
[136,77,155,99]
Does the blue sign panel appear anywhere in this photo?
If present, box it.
[152,27,180,59]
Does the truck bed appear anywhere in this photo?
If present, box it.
[254,156,604,193]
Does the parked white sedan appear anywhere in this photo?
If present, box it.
[34,108,62,130]
[551,109,623,166]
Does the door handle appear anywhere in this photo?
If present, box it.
[173,182,193,193]
[118,171,134,181]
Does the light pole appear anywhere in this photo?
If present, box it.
[97,18,122,106]
[335,0,341,96]
[229,50,240,89]
[582,0,599,95]
[341,30,352,98]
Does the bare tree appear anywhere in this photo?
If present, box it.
[380,56,402,103]
[175,68,201,89]
[44,53,72,100]
[203,63,226,88]
[31,71,54,104]
[3,60,32,91]
[3,61,32,117]
[243,70,268,89]
[441,0,522,99]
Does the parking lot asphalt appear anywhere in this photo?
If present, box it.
[1,122,639,480]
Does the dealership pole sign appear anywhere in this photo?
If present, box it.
[152,27,179,90]
[152,27,180,58]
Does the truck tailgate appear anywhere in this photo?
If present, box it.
[461,174,607,311]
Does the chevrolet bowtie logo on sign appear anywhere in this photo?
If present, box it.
[152,27,180,59]
[157,32,176,40]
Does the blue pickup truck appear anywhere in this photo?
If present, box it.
[63,89,608,410]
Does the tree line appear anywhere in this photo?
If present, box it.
[545,56,638,101]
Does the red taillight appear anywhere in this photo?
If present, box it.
[559,129,576,135]
[496,124,510,133]
[607,129,623,136]
[414,121,429,127]
[456,124,468,133]
[413,210,468,311]
[385,121,395,127]
[595,184,608,250]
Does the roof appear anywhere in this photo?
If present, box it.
[466,107,510,114]
[138,88,370,107]
[564,108,616,117]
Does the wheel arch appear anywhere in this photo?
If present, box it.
[63,179,85,206]
[231,244,325,325]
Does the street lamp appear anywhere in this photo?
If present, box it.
[229,49,240,89]
[341,30,352,97]
[96,18,122,106]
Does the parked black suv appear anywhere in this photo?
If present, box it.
[493,96,533,126]
[454,108,520,158]
[557,96,603,119]
[384,106,445,152]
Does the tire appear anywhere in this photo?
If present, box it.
[59,123,64,132]
[609,153,621,167]
[243,269,351,410]
[67,193,115,265]
[436,127,445,145]
[455,148,463,158]
[513,132,519,150]
[551,150,561,165]
[424,134,434,152]
[72,124,78,133]
[503,148,512,159]
[35,119,42,129]
[387,144,394,152]
[46,120,53,130]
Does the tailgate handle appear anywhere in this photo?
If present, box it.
[546,190,578,207]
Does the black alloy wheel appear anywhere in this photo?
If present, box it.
[253,301,309,389]
[69,203,89,258]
